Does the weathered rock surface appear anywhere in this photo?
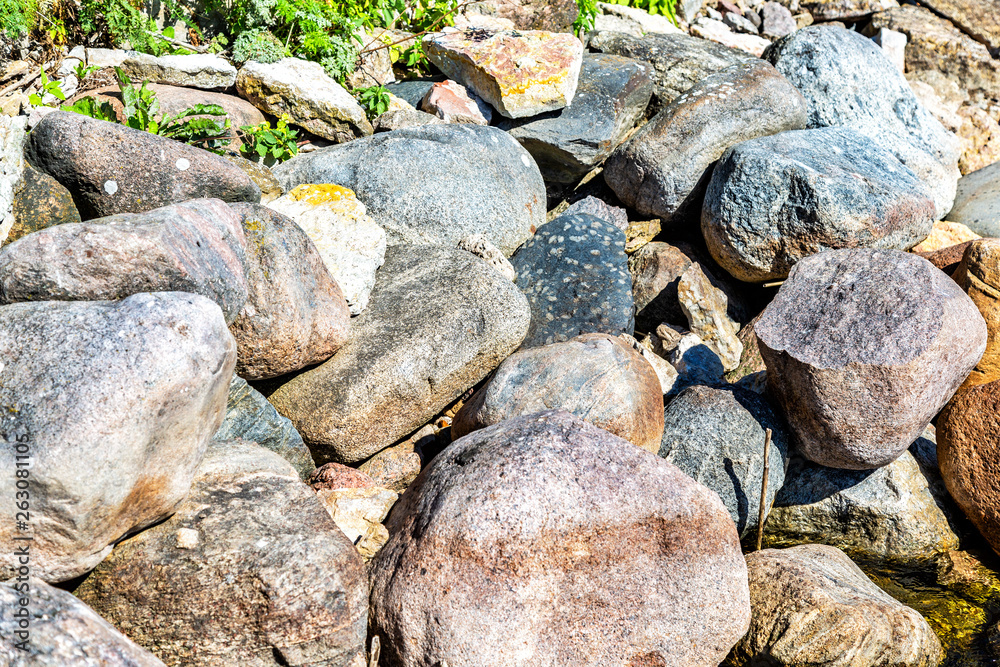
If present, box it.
[236,58,373,143]
[7,165,81,246]
[911,219,980,253]
[357,426,439,492]
[228,202,350,378]
[605,61,807,223]
[690,17,772,58]
[269,244,530,465]
[374,108,446,132]
[760,2,796,38]
[457,233,516,281]
[0,115,28,245]
[119,52,237,89]
[308,464,399,560]
[563,195,628,231]
[756,248,986,469]
[798,0,896,20]
[629,241,693,331]
[466,0,579,32]
[273,124,544,257]
[511,213,633,348]
[678,263,742,372]
[420,79,491,125]
[0,293,235,582]
[948,160,1000,238]
[731,545,943,666]
[222,153,283,203]
[424,29,584,119]
[954,239,1000,387]
[25,111,260,219]
[370,410,751,667]
[702,127,936,283]
[75,440,368,667]
[598,1,686,34]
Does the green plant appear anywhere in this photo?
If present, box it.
[1,0,38,41]
[62,95,118,121]
[356,84,390,120]
[73,61,101,80]
[79,0,167,54]
[28,67,67,106]
[319,34,360,84]
[573,0,598,35]
[232,27,288,62]
[239,115,299,163]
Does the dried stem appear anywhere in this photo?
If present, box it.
[755,427,772,551]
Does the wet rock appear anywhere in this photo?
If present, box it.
[954,239,1000,387]
[947,160,1000,237]
[0,293,235,582]
[273,124,544,257]
[0,115,27,244]
[6,165,81,246]
[563,195,628,231]
[702,127,936,283]
[756,248,986,470]
[511,213,634,348]
[119,52,237,89]
[268,244,530,465]
[420,79,491,125]
[457,233,516,281]
[629,241,693,331]
[25,111,260,219]
[75,440,368,667]
[370,410,751,667]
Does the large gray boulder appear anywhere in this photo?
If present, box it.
[370,410,751,667]
[0,293,236,582]
[273,124,544,256]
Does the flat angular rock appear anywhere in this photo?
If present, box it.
[119,52,237,89]
[503,53,653,184]
[236,58,373,143]
[732,545,943,667]
[268,244,530,465]
[948,160,1000,237]
[629,241,693,330]
[373,108,445,132]
[25,111,260,219]
[0,198,250,324]
[228,203,350,378]
[453,333,664,451]
[690,18,772,58]
[756,248,987,470]
[423,29,584,119]
[7,165,81,246]
[420,79,491,125]
[911,219,980,253]
[370,410,751,667]
[273,124,544,257]
[702,127,937,283]
[0,578,166,666]
[308,465,399,560]
[764,25,961,219]
[954,239,1000,387]
[598,1,686,34]
[605,61,807,223]
[0,293,236,582]
[75,440,368,667]
[511,212,633,348]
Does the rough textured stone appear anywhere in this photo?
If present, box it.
[948,160,1000,237]
[25,111,260,219]
[598,1,685,34]
[269,244,530,465]
[228,202,350,378]
[265,184,386,316]
[659,385,789,538]
[424,29,584,119]
[75,440,368,667]
[629,241,693,331]
[0,198,249,324]
[702,127,937,283]
[309,466,399,560]
[677,263,742,372]
[273,124,544,257]
[453,333,664,451]
[348,28,397,88]
[0,293,236,582]
[563,195,628,231]
[689,18,772,58]
[765,25,961,219]
[873,26,907,73]
[236,58,373,143]
[214,375,315,479]
[466,0,579,32]
[957,105,1000,176]
[916,239,974,273]
[457,233,516,281]
[370,410,751,667]
[6,165,81,246]
[385,79,439,108]
[760,1,796,37]
[732,545,943,667]
[620,332,679,395]
[915,0,1000,53]
[420,79,491,125]
[605,60,808,223]
[665,330,728,396]
[911,219,980,253]
[511,212,633,348]
[373,108,446,132]
[119,52,237,89]
[0,578,166,666]
[503,53,653,184]
[0,115,27,245]
[954,239,1000,387]
[357,426,439,492]
[221,153,283,203]
[756,248,987,470]
[797,0,896,20]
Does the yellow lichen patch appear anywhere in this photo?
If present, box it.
[288,184,357,206]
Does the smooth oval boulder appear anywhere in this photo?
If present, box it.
[228,203,351,379]
[731,545,943,667]
[0,198,249,324]
[25,111,260,219]
[605,60,808,222]
[756,248,986,470]
[0,292,236,582]
[273,124,544,256]
[370,410,751,667]
[702,127,937,283]
[268,244,530,465]
[953,238,1000,387]
[453,333,664,452]
[75,439,368,667]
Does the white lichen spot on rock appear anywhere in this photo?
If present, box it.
[175,528,199,549]
[104,180,118,195]
[176,158,191,171]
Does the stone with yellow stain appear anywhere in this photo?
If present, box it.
[912,219,981,253]
[423,29,584,119]
[266,184,386,315]
[954,238,1000,387]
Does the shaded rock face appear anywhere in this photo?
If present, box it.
[954,239,1000,387]
[732,545,943,667]
[703,127,936,283]
[605,61,808,223]
[453,333,664,451]
[25,111,260,219]
[0,198,250,325]
[0,293,236,582]
[221,154,283,204]
[7,165,81,246]
[370,410,751,667]
[659,385,789,538]
[228,203,350,380]
[948,161,1000,238]
[764,25,961,219]
[273,124,544,257]
[0,578,166,666]
[503,53,653,184]
[75,440,368,667]
[511,213,634,348]
[756,248,986,470]
[268,244,530,465]
[629,241,693,330]
[678,263,742,372]
[457,233,516,282]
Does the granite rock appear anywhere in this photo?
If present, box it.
[677,262,742,372]
[6,165,81,246]
[563,195,628,231]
